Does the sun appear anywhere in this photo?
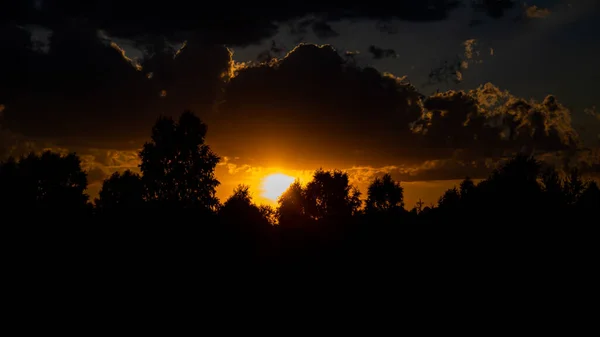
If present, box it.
[261,173,295,202]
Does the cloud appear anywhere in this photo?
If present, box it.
[312,21,339,39]
[585,106,598,120]
[212,44,429,167]
[368,45,397,59]
[1,16,597,199]
[471,0,516,19]
[0,22,235,149]
[214,44,578,169]
[10,1,529,47]
[2,2,598,205]
[426,39,489,85]
[525,5,551,19]
[412,84,578,156]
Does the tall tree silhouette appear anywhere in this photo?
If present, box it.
[365,173,404,214]
[139,111,220,209]
[95,170,145,210]
[303,169,361,221]
[481,154,543,216]
[0,151,88,210]
[277,180,309,228]
[219,185,271,228]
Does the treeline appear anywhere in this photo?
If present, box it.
[0,111,598,261]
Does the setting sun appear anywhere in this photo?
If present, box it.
[261,173,295,202]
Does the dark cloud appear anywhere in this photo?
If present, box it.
[468,19,484,27]
[0,22,233,149]
[471,0,516,19]
[412,86,578,157]
[375,21,399,34]
[2,0,598,201]
[212,44,580,170]
[427,58,464,84]
[256,41,288,63]
[212,44,427,167]
[0,35,588,172]
[1,2,596,184]
[426,38,488,85]
[368,45,397,60]
[524,5,551,19]
[6,1,526,46]
[312,21,339,39]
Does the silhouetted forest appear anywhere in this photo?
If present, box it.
[1,111,598,264]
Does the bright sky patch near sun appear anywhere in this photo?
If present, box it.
[261,173,295,202]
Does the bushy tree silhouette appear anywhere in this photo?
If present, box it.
[95,170,145,210]
[0,151,88,211]
[219,185,271,228]
[218,184,274,260]
[277,180,309,229]
[438,187,461,210]
[366,174,404,214]
[258,205,277,226]
[479,154,543,218]
[303,169,362,222]
[139,111,220,209]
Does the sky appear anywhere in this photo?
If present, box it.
[1,0,599,207]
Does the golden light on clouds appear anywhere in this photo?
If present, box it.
[261,173,295,202]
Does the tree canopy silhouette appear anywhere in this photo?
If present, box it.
[0,151,88,210]
[366,173,404,214]
[219,184,272,228]
[303,169,362,222]
[139,111,220,209]
[95,170,145,210]
[277,180,310,229]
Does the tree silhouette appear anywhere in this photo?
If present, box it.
[303,169,361,221]
[438,187,461,210]
[564,168,585,206]
[277,180,310,228]
[139,111,220,209]
[577,181,600,212]
[541,166,566,211]
[0,151,88,210]
[366,173,404,214]
[459,177,475,201]
[95,170,145,210]
[481,154,543,216]
[218,184,274,260]
[258,204,277,226]
[219,185,271,227]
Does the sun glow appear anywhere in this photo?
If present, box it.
[261,173,295,202]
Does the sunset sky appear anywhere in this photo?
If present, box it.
[1,0,599,208]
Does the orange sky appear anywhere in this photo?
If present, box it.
[218,169,468,210]
[79,152,464,209]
